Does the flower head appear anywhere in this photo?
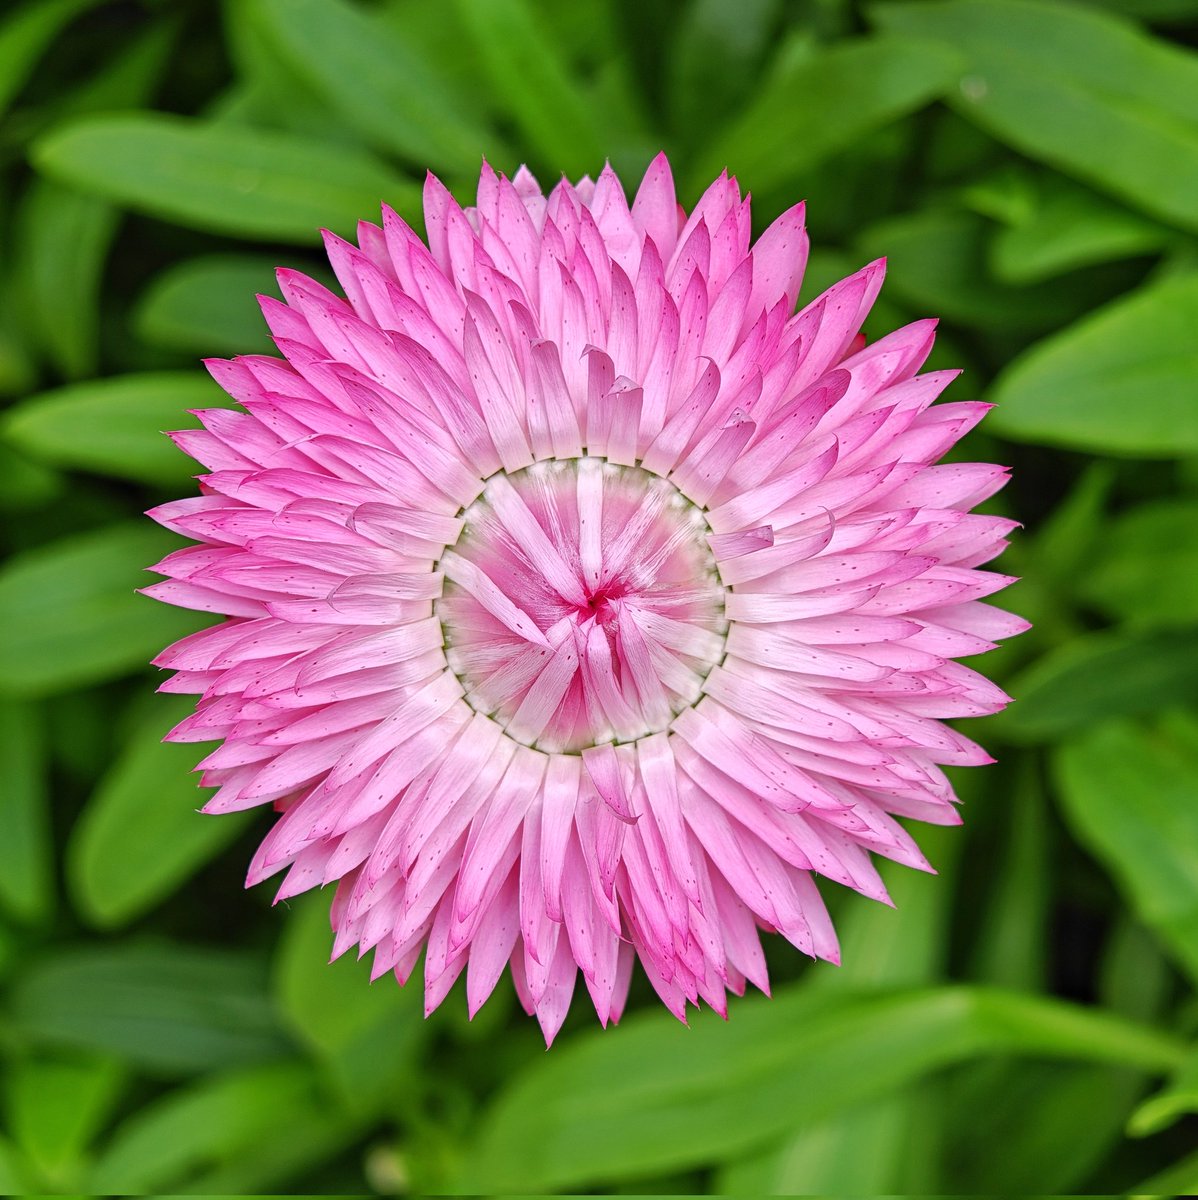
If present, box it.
[146,155,1025,1042]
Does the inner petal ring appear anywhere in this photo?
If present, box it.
[435,458,728,753]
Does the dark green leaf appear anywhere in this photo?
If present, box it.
[274,893,426,1111]
[67,693,248,928]
[855,208,1095,333]
[243,0,504,174]
[0,0,99,118]
[2,371,233,484]
[133,255,280,355]
[1054,713,1198,984]
[9,941,290,1075]
[31,112,420,242]
[988,273,1198,456]
[0,443,62,511]
[1130,1048,1198,1136]
[873,0,1198,233]
[691,35,962,194]
[12,180,117,379]
[1078,500,1198,628]
[667,0,780,137]
[0,701,53,923]
[0,522,203,697]
[461,985,1183,1191]
[988,176,1172,284]
[1002,629,1198,741]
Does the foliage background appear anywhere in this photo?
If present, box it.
[1,0,1198,1193]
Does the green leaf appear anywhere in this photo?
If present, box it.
[133,255,280,355]
[3,1056,124,1189]
[717,1090,921,1195]
[274,892,426,1112]
[989,176,1172,284]
[0,1136,32,1195]
[9,941,290,1076]
[0,443,62,511]
[1001,629,1198,742]
[1133,1146,1198,1200]
[451,0,612,177]
[67,693,248,928]
[987,273,1198,456]
[87,1061,333,1194]
[1054,713,1198,984]
[13,180,118,380]
[690,35,962,194]
[461,985,1183,1191]
[31,112,420,243]
[666,0,780,138]
[13,19,175,380]
[943,1059,1143,1194]
[855,207,1095,334]
[1078,500,1198,628]
[243,0,504,174]
[2,371,233,484]
[967,765,1050,990]
[0,0,99,118]
[1130,1047,1198,1136]
[873,0,1198,234]
[0,522,203,697]
[0,701,53,923]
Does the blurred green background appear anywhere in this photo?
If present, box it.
[2,0,1198,1194]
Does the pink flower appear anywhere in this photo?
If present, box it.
[146,155,1026,1043]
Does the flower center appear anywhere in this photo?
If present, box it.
[436,458,727,753]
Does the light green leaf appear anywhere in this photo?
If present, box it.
[461,985,1183,1191]
[87,1061,329,1194]
[274,892,426,1112]
[31,112,420,242]
[0,701,53,923]
[244,0,505,173]
[133,256,280,355]
[2,371,233,484]
[451,0,612,177]
[1078,500,1198,628]
[0,522,203,697]
[1054,713,1198,984]
[9,941,290,1076]
[873,0,1198,233]
[691,35,962,194]
[0,0,99,118]
[988,273,1198,456]
[1001,629,1198,741]
[3,1056,124,1189]
[68,694,248,928]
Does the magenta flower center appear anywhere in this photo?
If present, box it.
[437,458,727,753]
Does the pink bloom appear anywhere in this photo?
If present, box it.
[146,156,1025,1043]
